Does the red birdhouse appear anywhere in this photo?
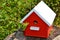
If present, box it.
[20,1,56,38]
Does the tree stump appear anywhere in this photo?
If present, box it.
[4,26,60,40]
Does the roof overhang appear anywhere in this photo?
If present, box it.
[20,1,56,26]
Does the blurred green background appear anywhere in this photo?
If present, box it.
[0,0,60,40]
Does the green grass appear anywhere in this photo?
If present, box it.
[0,0,60,40]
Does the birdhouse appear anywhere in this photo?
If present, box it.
[20,1,56,38]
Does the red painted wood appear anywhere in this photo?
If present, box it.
[23,12,52,38]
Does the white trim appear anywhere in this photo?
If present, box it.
[20,9,34,23]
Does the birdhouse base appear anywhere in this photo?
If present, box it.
[24,26,53,38]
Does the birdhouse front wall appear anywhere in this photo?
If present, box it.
[23,12,51,38]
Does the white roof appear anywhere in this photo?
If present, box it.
[20,1,56,26]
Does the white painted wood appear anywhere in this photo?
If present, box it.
[34,1,56,26]
[30,26,40,31]
[20,1,56,26]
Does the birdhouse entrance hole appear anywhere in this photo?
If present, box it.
[34,20,38,24]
